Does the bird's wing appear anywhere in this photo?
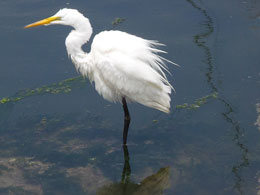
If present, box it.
[90,31,173,113]
[92,31,176,80]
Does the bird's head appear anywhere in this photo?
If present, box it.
[24,8,85,28]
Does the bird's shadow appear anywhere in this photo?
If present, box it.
[96,145,171,195]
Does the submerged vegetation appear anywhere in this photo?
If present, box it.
[175,92,218,110]
[112,18,126,28]
[0,76,86,105]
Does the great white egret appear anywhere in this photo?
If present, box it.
[25,8,176,145]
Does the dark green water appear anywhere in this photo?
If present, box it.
[0,0,260,194]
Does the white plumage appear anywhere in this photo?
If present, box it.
[25,8,176,144]
[25,8,175,113]
[88,31,173,113]
[54,8,174,113]
[25,8,176,143]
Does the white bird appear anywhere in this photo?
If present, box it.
[25,8,176,145]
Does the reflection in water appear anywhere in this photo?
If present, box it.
[121,145,131,185]
[186,0,249,194]
[0,114,170,194]
[97,145,170,195]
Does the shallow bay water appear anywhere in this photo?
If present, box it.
[0,0,260,194]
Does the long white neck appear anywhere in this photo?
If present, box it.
[65,17,93,76]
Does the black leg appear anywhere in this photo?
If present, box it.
[122,97,131,145]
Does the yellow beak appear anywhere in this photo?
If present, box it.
[24,16,61,28]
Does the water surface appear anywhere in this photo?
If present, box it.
[0,0,260,194]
